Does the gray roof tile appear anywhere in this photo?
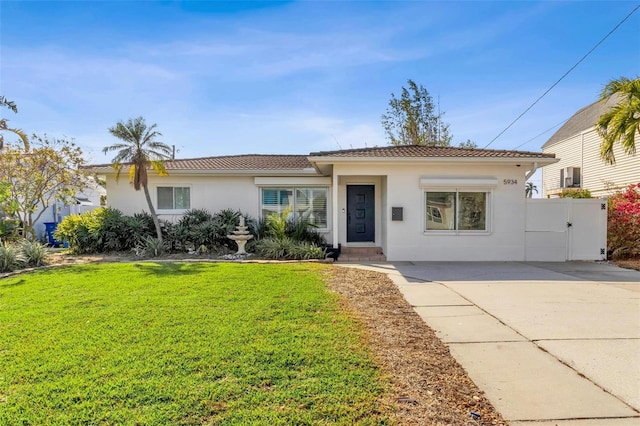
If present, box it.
[542,94,620,149]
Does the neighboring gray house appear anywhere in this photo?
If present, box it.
[541,95,638,197]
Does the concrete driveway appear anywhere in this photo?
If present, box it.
[343,261,640,425]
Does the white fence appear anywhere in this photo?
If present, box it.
[525,198,607,262]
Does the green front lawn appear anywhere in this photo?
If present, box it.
[0,263,388,425]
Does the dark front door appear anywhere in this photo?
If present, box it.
[347,185,375,242]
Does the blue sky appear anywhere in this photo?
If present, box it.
[1,0,639,185]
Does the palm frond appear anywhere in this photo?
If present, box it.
[128,165,136,184]
[150,160,168,176]
[0,126,29,151]
[597,77,640,164]
[112,163,124,182]
[0,96,18,113]
[102,143,130,154]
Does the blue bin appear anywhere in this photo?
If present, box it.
[44,222,60,247]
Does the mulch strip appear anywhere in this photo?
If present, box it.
[327,266,507,426]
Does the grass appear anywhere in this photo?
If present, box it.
[0,263,388,425]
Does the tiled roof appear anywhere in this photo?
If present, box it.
[309,145,555,159]
[87,146,554,174]
[89,154,312,171]
[542,94,620,149]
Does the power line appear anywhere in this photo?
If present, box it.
[512,97,604,150]
[484,2,640,149]
[512,119,566,150]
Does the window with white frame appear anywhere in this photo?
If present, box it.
[425,190,488,232]
[261,187,328,228]
[157,186,190,210]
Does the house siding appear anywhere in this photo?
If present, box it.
[543,127,639,197]
[581,129,638,195]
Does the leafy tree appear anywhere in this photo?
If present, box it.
[525,182,538,198]
[103,117,172,243]
[597,77,640,165]
[0,135,88,238]
[381,79,452,146]
[0,96,29,151]
[458,139,478,148]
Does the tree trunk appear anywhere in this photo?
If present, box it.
[142,184,163,244]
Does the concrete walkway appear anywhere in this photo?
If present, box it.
[339,261,640,425]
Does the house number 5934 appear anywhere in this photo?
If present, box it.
[503,179,518,185]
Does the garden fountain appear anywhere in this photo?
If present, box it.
[227,216,253,255]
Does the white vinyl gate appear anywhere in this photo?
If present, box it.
[525,198,607,261]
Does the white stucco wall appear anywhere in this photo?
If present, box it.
[104,163,532,260]
[106,174,260,221]
[105,174,334,244]
[333,162,528,261]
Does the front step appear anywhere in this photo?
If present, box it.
[337,246,386,262]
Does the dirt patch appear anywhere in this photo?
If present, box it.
[613,257,640,271]
[327,266,506,426]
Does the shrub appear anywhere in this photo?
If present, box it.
[252,217,269,240]
[0,242,22,272]
[560,188,592,198]
[211,209,241,243]
[608,183,640,259]
[265,208,289,239]
[0,218,20,242]
[285,217,326,246]
[262,207,326,246]
[288,241,327,260]
[134,236,167,258]
[256,237,296,259]
[179,209,214,228]
[19,239,48,267]
[169,209,256,254]
[55,208,159,254]
[211,209,256,252]
[55,209,103,254]
[172,209,216,251]
[127,213,156,248]
[256,237,326,260]
[97,207,130,251]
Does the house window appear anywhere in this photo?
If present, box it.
[425,190,488,232]
[157,186,190,210]
[261,187,328,228]
[560,167,581,188]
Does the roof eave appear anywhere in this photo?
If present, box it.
[308,156,558,166]
[86,167,321,176]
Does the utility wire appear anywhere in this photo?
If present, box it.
[484,2,640,149]
[512,96,605,150]
[512,119,567,150]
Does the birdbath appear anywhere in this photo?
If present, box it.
[227,216,254,255]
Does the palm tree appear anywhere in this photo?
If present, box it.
[597,77,640,165]
[103,117,172,243]
[0,96,29,151]
[525,182,538,198]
